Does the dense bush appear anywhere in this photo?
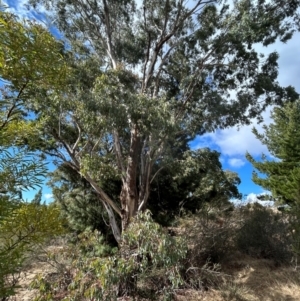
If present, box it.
[0,201,65,300]
[180,205,236,265]
[236,203,292,264]
[31,210,187,301]
[284,205,300,265]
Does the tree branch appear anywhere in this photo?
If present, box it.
[0,82,27,131]
[72,118,82,152]
[51,129,80,167]
[84,172,122,217]
[143,0,213,90]
[113,129,126,181]
[102,0,117,68]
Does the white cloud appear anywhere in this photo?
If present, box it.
[3,0,30,18]
[228,158,245,168]
[254,32,300,94]
[245,192,260,203]
[245,193,274,207]
[3,0,49,24]
[194,107,273,157]
[44,193,53,200]
[231,192,274,207]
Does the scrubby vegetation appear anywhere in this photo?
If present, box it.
[0,199,65,300]
[1,0,300,300]
[23,204,299,301]
[236,203,292,264]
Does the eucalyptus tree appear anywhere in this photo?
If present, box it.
[25,0,300,242]
[47,147,240,234]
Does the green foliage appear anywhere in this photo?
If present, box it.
[121,210,187,290]
[247,100,300,206]
[0,9,67,94]
[0,149,46,199]
[0,6,70,152]
[20,0,300,239]
[31,211,187,301]
[247,100,300,259]
[75,229,117,258]
[0,79,46,200]
[47,163,119,246]
[149,148,241,224]
[31,189,43,205]
[0,9,70,299]
[236,203,292,264]
[0,201,65,300]
[49,147,240,233]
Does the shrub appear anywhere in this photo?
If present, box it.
[122,210,188,297]
[177,207,236,291]
[180,206,237,265]
[219,280,250,301]
[286,205,300,266]
[236,203,292,264]
[0,200,65,300]
[31,210,188,301]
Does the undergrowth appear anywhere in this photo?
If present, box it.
[26,205,300,301]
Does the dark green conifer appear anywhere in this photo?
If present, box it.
[247,99,300,206]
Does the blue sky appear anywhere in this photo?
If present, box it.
[3,0,300,203]
[194,33,300,201]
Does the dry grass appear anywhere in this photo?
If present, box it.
[9,245,61,301]
[10,212,300,301]
[218,253,300,301]
[174,254,300,301]
[12,251,300,301]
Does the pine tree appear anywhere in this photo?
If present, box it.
[148,148,240,224]
[246,99,300,206]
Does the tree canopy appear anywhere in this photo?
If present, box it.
[3,0,299,242]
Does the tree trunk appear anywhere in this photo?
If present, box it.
[102,202,121,244]
[84,173,122,243]
[138,156,152,211]
[120,186,138,231]
[120,125,140,231]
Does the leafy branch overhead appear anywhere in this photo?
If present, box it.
[3,0,299,241]
[0,9,68,91]
[0,7,72,194]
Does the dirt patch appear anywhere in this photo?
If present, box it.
[11,260,57,301]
